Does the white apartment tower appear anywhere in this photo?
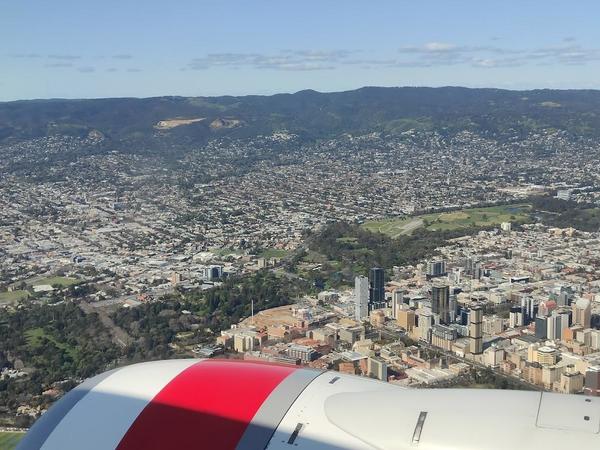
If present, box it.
[354,276,369,321]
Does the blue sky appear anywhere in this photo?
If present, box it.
[2,0,600,101]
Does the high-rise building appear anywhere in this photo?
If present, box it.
[482,315,504,335]
[416,308,433,342]
[426,260,447,279]
[449,290,458,323]
[469,306,483,354]
[431,284,450,324]
[547,312,570,340]
[584,366,600,396]
[576,328,593,347]
[572,297,592,329]
[509,306,523,328]
[521,297,535,325]
[202,265,223,281]
[368,267,385,308]
[459,308,470,326]
[547,313,559,340]
[560,309,572,328]
[472,261,482,280]
[552,285,574,307]
[535,316,548,340]
[391,289,404,319]
[464,257,473,271]
[431,324,458,351]
[354,276,369,321]
[397,305,415,332]
[591,330,600,351]
[465,257,482,279]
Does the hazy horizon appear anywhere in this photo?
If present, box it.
[5,83,600,103]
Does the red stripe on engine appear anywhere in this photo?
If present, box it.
[116,360,297,450]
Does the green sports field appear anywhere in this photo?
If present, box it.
[362,204,531,238]
[34,276,79,288]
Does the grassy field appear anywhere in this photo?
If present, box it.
[0,290,29,305]
[25,327,78,359]
[34,276,79,287]
[0,431,25,449]
[362,204,531,238]
[259,248,290,259]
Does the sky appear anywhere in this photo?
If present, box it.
[2,0,600,101]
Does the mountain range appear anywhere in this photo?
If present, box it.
[2,86,600,144]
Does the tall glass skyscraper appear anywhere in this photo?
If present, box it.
[431,284,450,324]
[369,267,385,308]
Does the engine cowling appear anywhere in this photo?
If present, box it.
[18,359,600,449]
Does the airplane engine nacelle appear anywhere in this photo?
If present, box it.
[19,359,600,449]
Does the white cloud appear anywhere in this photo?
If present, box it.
[423,42,457,52]
[180,42,600,73]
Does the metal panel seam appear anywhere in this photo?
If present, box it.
[235,369,325,450]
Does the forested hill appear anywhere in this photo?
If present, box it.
[2,86,600,144]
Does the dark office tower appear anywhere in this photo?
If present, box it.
[521,297,535,325]
[535,316,548,340]
[431,284,450,324]
[368,267,385,307]
[459,308,470,326]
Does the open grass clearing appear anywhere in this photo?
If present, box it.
[25,327,78,360]
[362,204,531,237]
[0,290,29,305]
